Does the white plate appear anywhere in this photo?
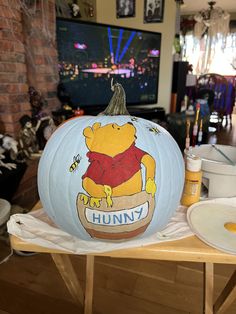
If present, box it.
[187,201,236,255]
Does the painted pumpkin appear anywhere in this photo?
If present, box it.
[38,83,184,241]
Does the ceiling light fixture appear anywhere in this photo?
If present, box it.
[194,1,230,39]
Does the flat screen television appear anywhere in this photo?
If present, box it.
[56,18,162,113]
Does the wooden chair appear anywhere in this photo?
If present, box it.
[196,73,235,127]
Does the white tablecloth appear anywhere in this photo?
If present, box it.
[7,197,236,254]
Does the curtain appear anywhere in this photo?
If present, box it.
[181,13,236,76]
[182,30,236,76]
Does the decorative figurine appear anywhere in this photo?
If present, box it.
[18,115,39,161]
[28,86,56,149]
[0,134,18,161]
[70,2,82,18]
[0,134,18,173]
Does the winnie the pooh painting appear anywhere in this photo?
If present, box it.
[37,81,184,243]
[77,121,157,240]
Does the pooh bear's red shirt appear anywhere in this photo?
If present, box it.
[82,144,146,187]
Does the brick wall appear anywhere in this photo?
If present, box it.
[0,0,60,208]
[0,0,96,208]
[0,0,59,137]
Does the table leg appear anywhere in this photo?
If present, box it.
[84,255,95,314]
[214,269,236,313]
[51,253,84,306]
[204,262,214,314]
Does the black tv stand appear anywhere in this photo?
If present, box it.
[126,106,166,122]
[52,105,166,125]
[128,106,163,113]
[83,106,166,123]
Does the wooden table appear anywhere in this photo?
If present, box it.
[9,202,236,314]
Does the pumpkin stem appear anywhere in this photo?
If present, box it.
[102,79,130,116]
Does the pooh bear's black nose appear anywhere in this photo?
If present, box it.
[127,122,133,125]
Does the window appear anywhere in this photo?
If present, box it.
[182,26,236,75]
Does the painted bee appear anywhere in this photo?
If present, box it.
[131,117,138,122]
[146,126,160,135]
[69,154,81,172]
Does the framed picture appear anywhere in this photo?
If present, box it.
[144,0,165,23]
[116,0,135,18]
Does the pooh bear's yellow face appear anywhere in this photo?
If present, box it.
[83,122,136,157]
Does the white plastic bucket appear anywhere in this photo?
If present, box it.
[185,145,236,198]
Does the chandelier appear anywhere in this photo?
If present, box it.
[194,1,230,39]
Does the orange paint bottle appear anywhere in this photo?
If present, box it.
[181,156,202,207]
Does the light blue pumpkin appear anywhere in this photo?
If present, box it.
[38,84,184,241]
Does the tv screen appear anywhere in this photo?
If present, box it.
[56,18,162,112]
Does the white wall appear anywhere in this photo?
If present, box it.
[96,0,176,113]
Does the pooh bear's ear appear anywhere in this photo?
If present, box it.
[83,123,101,138]
[83,126,93,139]
[92,122,101,130]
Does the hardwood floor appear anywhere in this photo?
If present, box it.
[0,114,236,314]
[207,114,236,147]
[1,244,236,314]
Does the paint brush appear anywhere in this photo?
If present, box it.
[185,119,190,150]
[211,144,236,166]
[192,103,200,147]
[198,119,203,146]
